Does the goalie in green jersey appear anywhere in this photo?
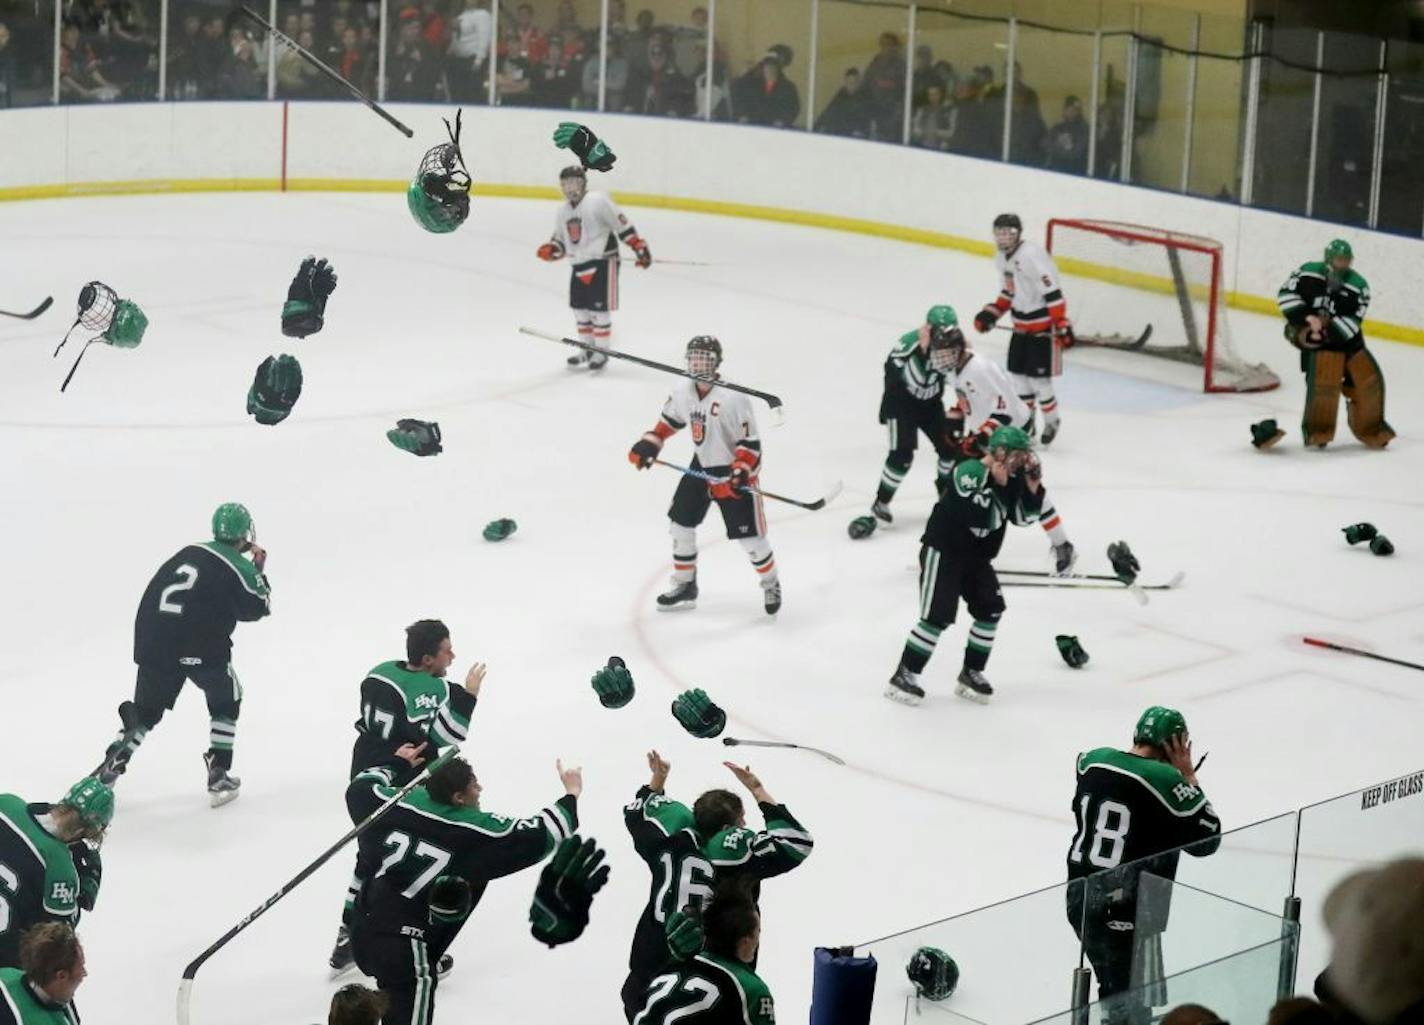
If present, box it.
[1275,239,1393,449]
[0,924,87,1025]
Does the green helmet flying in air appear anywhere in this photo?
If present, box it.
[1134,705,1187,747]
[212,502,254,546]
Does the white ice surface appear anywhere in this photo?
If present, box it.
[1,193,1421,1025]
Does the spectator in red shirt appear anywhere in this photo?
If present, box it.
[734,50,800,128]
[509,3,547,62]
[60,23,120,101]
[553,1,586,61]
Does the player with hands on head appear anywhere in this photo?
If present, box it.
[628,336,781,615]
[281,255,337,338]
[0,923,88,1024]
[538,165,651,370]
[1066,707,1221,1025]
[974,213,1072,444]
[93,502,270,806]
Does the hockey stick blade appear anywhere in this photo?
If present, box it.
[239,6,412,137]
[653,460,836,511]
[1302,637,1424,673]
[0,297,53,320]
[1072,324,1155,351]
[520,326,785,420]
[723,737,846,766]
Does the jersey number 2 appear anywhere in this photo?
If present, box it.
[1069,796,1132,869]
[637,974,720,1025]
[158,564,199,615]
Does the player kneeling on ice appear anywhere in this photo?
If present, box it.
[1275,239,1393,449]
[887,426,1069,706]
[344,754,582,1025]
[629,337,781,616]
[537,165,652,371]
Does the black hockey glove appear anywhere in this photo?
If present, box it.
[429,873,473,925]
[1056,634,1089,669]
[69,841,102,912]
[282,256,338,338]
[973,306,1001,334]
[552,122,617,173]
[671,688,726,739]
[1107,541,1140,585]
[629,434,662,469]
[591,656,635,709]
[665,907,704,960]
[246,354,303,425]
[530,835,611,947]
[387,418,443,456]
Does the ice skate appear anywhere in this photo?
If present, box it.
[763,580,782,616]
[871,500,893,525]
[437,954,454,979]
[587,348,609,371]
[885,666,925,706]
[93,700,144,785]
[328,924,355,978]
[566,350,591,368]
[204,752,241,808]
[656,579,698,611]
[1041,418,1060,445]
[955,667,993,704]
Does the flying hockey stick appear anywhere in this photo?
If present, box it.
[999,579,1179,592]
[176,746,458,1025]
[1302,637,1424,673]
[1000,569,1186,589]
[0,296,52,320]
[518,326,785,423]
[653,459,840,511]
[239,6,413,137]
[723,737,846,766]
[993,323,1154,350]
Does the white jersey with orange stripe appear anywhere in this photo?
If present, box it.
[952,352,1032,437]
[993,240,1068,333]
[552,191,637,266]
[659,380,762,471]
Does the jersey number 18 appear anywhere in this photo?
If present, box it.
[1069,795,1132,869]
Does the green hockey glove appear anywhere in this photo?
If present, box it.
[1342,522,1378,545]
[246,354,303,425]
[591,656,635,709]
[671,688,726,739]
[69,841,102,912]
[387,418,443,456]
[1106,541,1140,585]
[1055,634,1089,669]
[482,518,517,542]
[529,835,610,947]
[282,256,338,338]
[665,907,704,960]
[553,122,617,173]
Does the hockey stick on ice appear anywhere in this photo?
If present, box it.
[1000,569,1186,589]
[239,6,413,137]
[1302,637,1424,674]
[0,297,52,320]
[1000,578,1179,592]
[993,323,1154,350]
[653,459,840,512]
[175,746,458,1025]
[723,737,846,766]
[519,326,785,423]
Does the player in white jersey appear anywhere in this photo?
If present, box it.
[537,165,653,370]
[973,213,1076,445]
[628,336,781,616]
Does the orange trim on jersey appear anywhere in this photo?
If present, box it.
[755,558,775,575]
[1041,515,1061,531]
[653,421,678,440]
[1013,316,1054,333]
[674,562,696,571]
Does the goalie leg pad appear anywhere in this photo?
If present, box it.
[1301,350,1345,447]
[1341,348,1395,449]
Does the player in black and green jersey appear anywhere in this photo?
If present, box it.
[0,779,111,970]
[886,425,1048,706]
[93,502,270,807]
[0,923,86,1025]
[344,754,581,1025]
[330,619,485,976]
[867,306,963,524]
[621,753,812,1021]
[1065,707,1221,1025]
[1276,239,1393,449]
[633,890,776,1025]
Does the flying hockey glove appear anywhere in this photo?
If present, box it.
[429,873,474,925]
[552,121,617,173]
[1053,319,1076,348]
[591,656,635,709]
[629,434,662,469]
[665,908,704,960]
[246,354,303,425]
[973,306,1001,334]
[1107,541,1140,585]
[530,836,611,947]
[69,841,102,912]
[629,235,652,269]
[1342,522,1378,545]
[537,241,565,262]
[281,256,337,338]
[671,688,726,739]
[387,418,443,456]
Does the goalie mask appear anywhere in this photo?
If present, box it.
[408,109,472,235]
[686,335,722,380]
[992,212,1023,253]
[560,165,587,205]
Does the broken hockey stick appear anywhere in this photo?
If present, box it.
[653,459,841,511]
[0,296,52,320]
[239,6,412,137]
[519,326,785,423]
[1302,637,1424,673]
[723,737,846,766]
[993,323,1154,350]
[175,746,458,1025]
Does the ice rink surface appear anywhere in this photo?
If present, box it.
[0,192,1420,1025]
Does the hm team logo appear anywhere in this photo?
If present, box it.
[51,881,77,903]
[414,693,441,711]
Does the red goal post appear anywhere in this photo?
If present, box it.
[1046,219,1280,393]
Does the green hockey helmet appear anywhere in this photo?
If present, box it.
[407,110,472,235]
[925,305,958,330]
[63,777,114,836]
[212,502,254,545]
[1324,239,1353,283]
[1134,705,1187,747]
[987,425,1031,453]
[907,946,959,1001]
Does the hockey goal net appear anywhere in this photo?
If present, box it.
[1046,219,1280,393]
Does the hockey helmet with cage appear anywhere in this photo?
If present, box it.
[560,164,588,204]
[63,776,114,836]
[925,305,965,371]
[212,502,255,546]
[906,946,959,1001]
[1133,706,1187,748]
[407,110,472,235]
[686,335,722,379]
[992,212,1023,252]
[987,425,1030,454]
[1324,238,1353,284]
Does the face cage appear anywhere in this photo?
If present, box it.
[928,344,957,372]
[561,176,587,203]
[992,445,1031,473]
[687,351,720,379]
[1327,257,1352,283]
[993,227,1021,252]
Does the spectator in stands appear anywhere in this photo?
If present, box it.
[419,1,448,54]
[278,28,324,96]
[1094,92,1124,180]
[329,983,389,1025]
[1160,1005,1224,1025]
[531,33,578,109]
[496,51,533,106]
[581,34,629,112]
[0,22,17,109]
[447,0,492,103]
[389,11,439,101]
[1044,95,1089,174]
[694,52,730,121]
[816,67,873,139]
[627,8,658,78]
[1316,857,1424,1025]
[281,12,300,41]
[606,0,629,49]
[671,5,708,78]
[734,51,799,129]
[911,43,944,109]
[553,1,587,61]
[950,65,996,157]
[509,3,547,63]
[298,10,317,45]
[218,26,264,99]
[1007,62,1045,163]
[624,36,692,117]
[60,23,120,101]
[336,25,373,99]
[911,82,954,151]
[863,31,905,140]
